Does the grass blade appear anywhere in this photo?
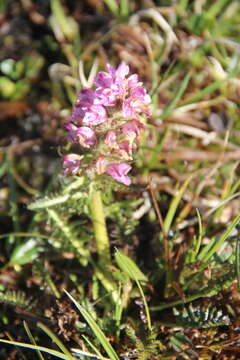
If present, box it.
[37,322,74,359]
[163,174,193,234]
[120,0,129,19]
[64,290,119,360]
[115,249,151,331]
[23,321,45,360]
[201,215,240,263]
[160,71,192,120]
[103,0,119,16]
[182,79,225,105]
[0,339,73,360]
[81,334,107,360]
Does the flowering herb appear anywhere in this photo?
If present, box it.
[63,62,151,186]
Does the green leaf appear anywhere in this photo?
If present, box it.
[0,339,73,360]
[10,238,39,265]
[37,323,74,359]
[160,71,192,120]
[103,0,119,16]
[23,321,45,360]
[163,174,193,233]
[64,290,120,360]
[200,215,240,263]
[114,250,151,330]
[115,251,148,282]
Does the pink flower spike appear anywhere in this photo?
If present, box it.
[63,154,81,175]
[106,163,132,186]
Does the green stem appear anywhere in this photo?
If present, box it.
[89,189,111,265]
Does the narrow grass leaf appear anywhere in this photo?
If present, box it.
[163,174,193,234]
[51,0,78,42]
[81,334,106,360]
[64,290,119,360]
[0,340,73,360]
[114,249,151,331]
[37,322,74,359]
[103,0,119,16]
[182,79,226,105]
[197,236,217,262]
[208,0,230,18]
[23,321,45,360]
[160,72,192,120]
[194,209,203,259]
[201,215,240,263]
[120,0,129,19]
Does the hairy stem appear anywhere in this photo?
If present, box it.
[89,189,111,265]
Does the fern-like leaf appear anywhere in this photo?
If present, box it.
[0,290,36,310]
[173,303,230,328]
[28,193,70,210]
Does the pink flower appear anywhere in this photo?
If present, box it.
[64,124,96,147]
[95,62,129,86]
[81,104,107,126]
[77,126,96,147]
[113,62,130,78]
[95,157,108,174]
[105,131,118,149]
[123,86,151,118]
[77,89,96,105]
[127,74,140,88]
[118,141,135,159]
[122,120,144,138]
[94,72,113,89]
[95,88,117,106]
[64,123,80,143]
[69,103,107,125]
[63,154,81,175]
[131,86,151,105]
[94,62,130,106]
[106,163,132,186]
[68,89,107,125]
